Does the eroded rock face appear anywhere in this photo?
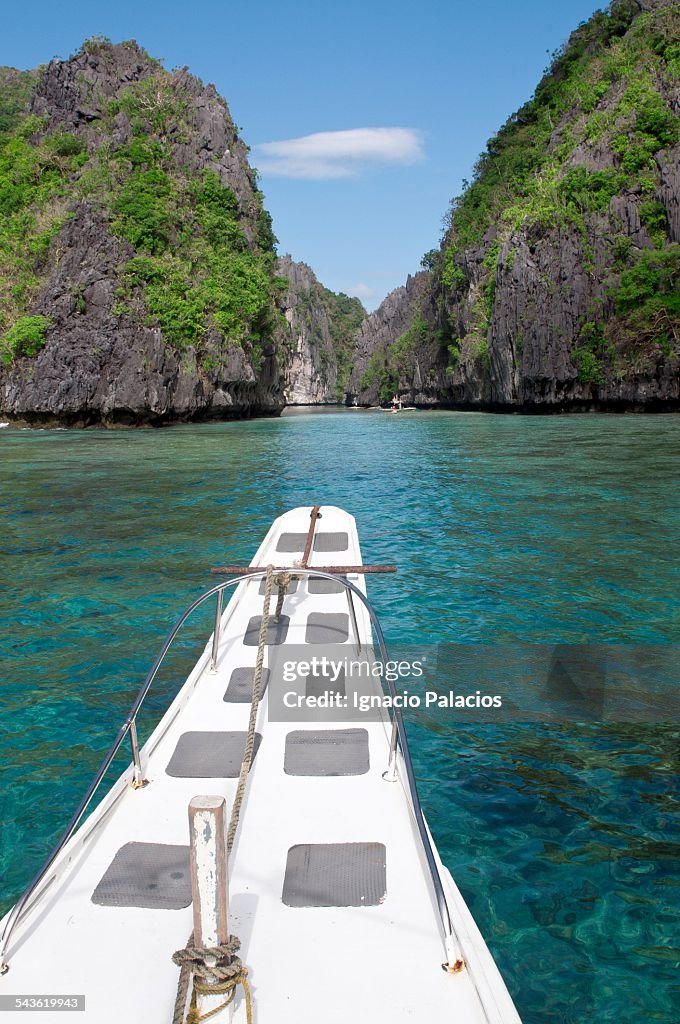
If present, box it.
[657,144,680,244]
[30,45,154,127]
[277,257,339,405]
[354,211,679,412]
[0,42,284,425]
[276,256,367,405]
[349,2,680,412]
[430,220,680,413]
[28,46,261,238]
[1,204,281,426]
[348,273,434,405]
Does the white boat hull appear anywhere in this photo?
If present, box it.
[0,507,521,1023]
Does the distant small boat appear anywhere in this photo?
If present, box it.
[388,396,416,413]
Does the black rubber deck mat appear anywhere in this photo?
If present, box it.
[276,533,307,552]
[305,666,346,698]
[166,731,262,778]
[282,842,387,907]
[284,729,369,776]
[308,576,346,594]
[259,577,298,595]
[244,615,290,645]
[313,532,349,552]
[305,613,349,644]
[91,842,191,909]
[224,666,271,703]
[275,532,348,554]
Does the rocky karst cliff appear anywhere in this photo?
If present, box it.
[3,4,677,423]
[278,256,366,404]
[348,272,432,404]
[0,40,284,425]
[353,0,680,410]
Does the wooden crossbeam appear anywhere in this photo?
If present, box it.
[301,504,321,568]
[210,564,396,575]
[211,505,396,576]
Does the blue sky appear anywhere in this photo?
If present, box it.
[2,0,603,309]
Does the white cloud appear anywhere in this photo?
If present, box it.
[253,127,424,179]
[346,283,375,300]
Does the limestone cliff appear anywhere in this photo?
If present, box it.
[0,40,283,425]
[348,272,432,405]
[277,256,366,404]
[352,0,680,411]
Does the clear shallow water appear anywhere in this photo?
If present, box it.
[1,410,679,1023]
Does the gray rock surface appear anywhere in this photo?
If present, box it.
[349,7,680,412]
[276,256,366,405]
[354,206,679,411]
[1,203,281,426]
[277,257,340,404]
[348,272,433,405]
[0,41,283,425]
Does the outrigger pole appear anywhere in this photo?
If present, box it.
[211,505,396,577]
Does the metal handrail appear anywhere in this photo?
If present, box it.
[0,569,460,972]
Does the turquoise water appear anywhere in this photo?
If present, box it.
[1,410,679,1022]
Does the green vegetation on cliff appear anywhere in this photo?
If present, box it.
[322,288,366,398]
[280,258,365,402]
[0,68,38,136]
[353,0,679,409]
[611,242,680,356]
[0,314,51,365]
[114,155,277,355]
[427,0,680,386]
[443,1,678,250]
[0,121,86,359]
[360,316,428,403]
[0,41,281,367]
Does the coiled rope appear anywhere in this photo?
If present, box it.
[172,935,252,1024]
[273,559,302,622]
[172,565,275,1024]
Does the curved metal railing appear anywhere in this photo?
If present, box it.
[0,569,460,972]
